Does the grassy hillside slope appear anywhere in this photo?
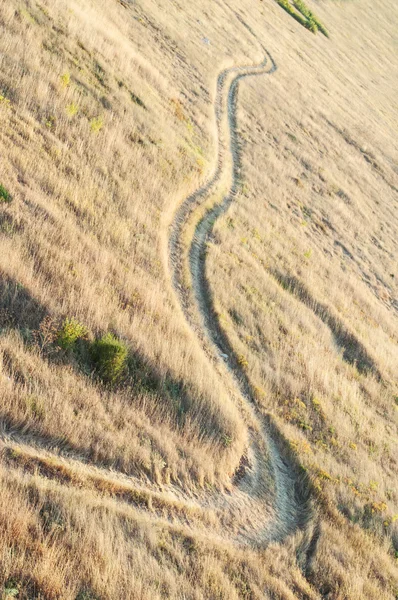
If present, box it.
[0,0,397,598]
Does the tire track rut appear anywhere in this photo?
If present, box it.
[168,49,320,569]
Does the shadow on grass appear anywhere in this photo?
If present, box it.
[0,273,225,458]
[271,271,381,379]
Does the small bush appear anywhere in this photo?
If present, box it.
[57,318,88,351]
[91,333,128,383]
[0,184,11,203]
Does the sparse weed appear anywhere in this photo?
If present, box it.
[45,114,56,129]
[61,72,71,87]
[90,115,104,133]
[66,102,79,117]
[130,91,146,109]
[0,94,10,106]
[25,394,45,420]
[3,580,19,598]
[237,354,249,368]
[221,433,232,447]
[33,316,59,354]
[76,590,100,600]
[39,500,65,533]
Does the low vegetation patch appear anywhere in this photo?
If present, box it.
[0,184,11,203]
[275,0,329,36]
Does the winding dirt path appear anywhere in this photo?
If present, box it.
[168,49,320,568]
[0,32,320,579]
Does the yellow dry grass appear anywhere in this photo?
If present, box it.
[0,0,397,597]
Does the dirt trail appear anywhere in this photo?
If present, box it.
[168,49,320,568]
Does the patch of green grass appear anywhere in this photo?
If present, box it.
[91,333,128,384]
[275,0,329,36]
[0,184,11,203]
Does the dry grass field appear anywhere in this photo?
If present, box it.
[0,0,397,598]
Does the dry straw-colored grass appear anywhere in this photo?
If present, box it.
[0,0,397,597]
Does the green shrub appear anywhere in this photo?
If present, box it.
[57,318,88,350]
[0,184,11,203]
[91,333,128,383]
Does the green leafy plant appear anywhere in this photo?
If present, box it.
[57,318,88,351]
[91,333,128,383]
[0,184,11,203]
